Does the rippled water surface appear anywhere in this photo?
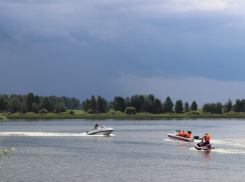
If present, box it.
[1,119,245,181]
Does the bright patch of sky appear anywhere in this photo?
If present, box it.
[1,0,245,106]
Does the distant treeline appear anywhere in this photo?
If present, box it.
[82,95,245,115]
[0,93,80,113]
[81,95,110,114]
[1,93,244,115]
[81,94,198,114]
[203,99,245,114]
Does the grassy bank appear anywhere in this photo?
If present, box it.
[1,110,245,119]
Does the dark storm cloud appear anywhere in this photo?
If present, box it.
[1,0,245,104]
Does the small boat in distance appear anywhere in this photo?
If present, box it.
[86,125,114,136]
[167,130,197,142]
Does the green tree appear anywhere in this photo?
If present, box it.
[184,102,189,112]
[7,98,21,113]
[56,102,67,113]
[224,99,232,113]
[34,95,40,105]
[17,94,25,103]
[39,109,48,114]
[70,97,80,109]
[191,101,198,111]
[96,95,104,113]
[97,95,108,113]
[233,99,241,112]
[202,102,222,114]
[125,107,136,115]
[125,97,131,108]
[49,103,55,113]
[90,95,97,112]
[82,99,90,112]
[32,102,39,113]
[10,94,18,100]
[0,95,7,111]
[145,94,155,113]
[49,95,58,106]
[216,102,222,114]
[1,94,9,100]
[113,96,125,112]
[130,95,145,113]
[163,96,173,113]
[41,97,54,112]
[61,96,69,109]
[202,103,211,113]
[26,93,34,112]
[241,99,245,112]
[175,99,183,113]
[103,98,109,113]
[21,102,27,113]
[153,98,162,114]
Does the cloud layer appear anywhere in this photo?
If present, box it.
[1,0,245,104]
[114,75,245,106]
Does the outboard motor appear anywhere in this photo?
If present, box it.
[194,136,199,139]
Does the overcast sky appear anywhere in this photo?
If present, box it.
[1,0,245,106]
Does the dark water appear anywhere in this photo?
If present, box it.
[1,119,245,182]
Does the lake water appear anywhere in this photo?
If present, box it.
[1,119,245,182]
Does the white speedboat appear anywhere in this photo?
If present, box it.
[86,125,114,136]
[167,131,195,142]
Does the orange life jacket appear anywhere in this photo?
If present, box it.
[178,131,182,136]
[186,133,191,138]
[182,131,186,136]
[205,135,210,141]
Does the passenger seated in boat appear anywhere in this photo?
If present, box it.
[178,130,182,136]
[94,123,99,130]
[174,130,179,136]
[186,131,191,138]
[182,131,186,137]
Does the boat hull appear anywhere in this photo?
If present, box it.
[87,129,114,136]
[86,127,114,136]
[168,133,194,142]
[194,143,214,151]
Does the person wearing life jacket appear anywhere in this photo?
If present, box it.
[178,130,182,136]
[182,131,186,137]
[200,133,210,146]
[186,131,191,138]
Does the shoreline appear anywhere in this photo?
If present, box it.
[2,113,245,119]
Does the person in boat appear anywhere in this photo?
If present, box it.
[200,133,210,146]
[182,130,186,137]
[186,131,191,138]
[178,130,182,136]
[94,123,99,130]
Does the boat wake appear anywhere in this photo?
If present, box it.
[213,148,245,154]
[0,132,115,137]
[190,147,245,154]
[190,139,245,154]
[165,139,179,142]
[211,139,245,147]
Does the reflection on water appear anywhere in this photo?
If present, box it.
[177,141,192,148]
[205,151,211,160]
